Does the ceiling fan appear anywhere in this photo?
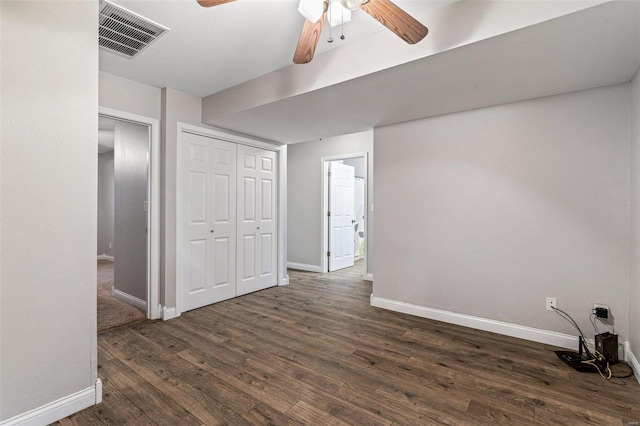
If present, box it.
[196,0,428,64]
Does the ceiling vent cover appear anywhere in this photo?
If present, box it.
[99,0,169,59]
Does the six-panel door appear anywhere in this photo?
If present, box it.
[236,144,278,296]
[329,162,355,272]
[179,132,278,312]
[180,132,237,312]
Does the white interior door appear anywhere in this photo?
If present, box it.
[180,132,237,312]
[237,145,278,296]
[329,162,355,272]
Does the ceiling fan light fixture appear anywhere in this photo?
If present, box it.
[327,0,351,27]
[298,0,325,23]
[339,0,363,11]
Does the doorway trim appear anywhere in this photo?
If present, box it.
[98,107,161,320]
[321,152,369,279]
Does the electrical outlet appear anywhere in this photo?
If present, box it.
[546,297,557,311]
[109,242,112,249]
[593,303,609,319]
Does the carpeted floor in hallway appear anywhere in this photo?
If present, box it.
[97,260,146,332]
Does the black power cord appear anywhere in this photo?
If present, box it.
[552,306,629,386]
[551,306,594,358]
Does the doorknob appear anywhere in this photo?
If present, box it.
[257,226,260,230]
[351,220,356,224]
[210,230,214,233]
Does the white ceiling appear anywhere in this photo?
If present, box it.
[100,1,640,144]
[100,0,457,97]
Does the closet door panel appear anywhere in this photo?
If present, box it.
[180,132,237,312]
[237,145,278,295]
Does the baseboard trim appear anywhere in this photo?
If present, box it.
[624,342,640,384]
[162,306,177,321]
[97,254,114,262]
[287,262,323,273]
[371,295,607,351]
[112,289,147,311]
[0,379,101,426]
[364,273,373,282]
[280,275,290,286]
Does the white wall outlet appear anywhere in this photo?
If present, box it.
[546,297,557,311]
[109,242,112,249]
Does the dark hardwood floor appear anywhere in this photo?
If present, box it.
[57,262,640,425]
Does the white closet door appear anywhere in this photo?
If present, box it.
[237,145,278,296]
[328,162,355,272]
[180,132,237,312]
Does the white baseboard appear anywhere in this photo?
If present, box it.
[97,254,114,262]
[370,295,631,353]
[287,262,323,273]
[112,288,147,311]
[162,306,177,321]
[364,273,373,282]
[0,379,102,426]
[95,378,103,404]
[280,275,290,286]
[624,342,640,384]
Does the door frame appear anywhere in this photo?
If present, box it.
[321,153,369,278]
[98,107,161,320]
[175,122,288,317]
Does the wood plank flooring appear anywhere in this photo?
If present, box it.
[57,263,640,425]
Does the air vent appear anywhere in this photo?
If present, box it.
[99,0,169,59]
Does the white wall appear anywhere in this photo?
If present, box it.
[374,84,630,341]
[0,1,98,422]
[98,152,114,257]
[287,131,374,274]
[630,69,640,358]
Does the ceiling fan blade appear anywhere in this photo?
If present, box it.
[293,2,328,64]
[360,0,428,44]
[197,0,236,7]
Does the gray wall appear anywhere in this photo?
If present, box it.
[98,76,279,312]
[0,1,98,421]
[374,84,630,340]
[98,151,114,257]
[287,130,373,274]
[342,157,366,178]
[98,78,203,309]
[114,121,149,302]
[99,71,161,120]
[161,88,215,308]
[630,69,640,357]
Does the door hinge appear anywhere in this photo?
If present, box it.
[328,171,331,177]
[327,211,331,217]
[327,251,331,257]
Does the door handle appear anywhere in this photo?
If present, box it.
[210,230,214,233]
[257,226,260,230]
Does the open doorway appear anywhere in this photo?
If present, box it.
[97,109,160,330]
[97,117,148,330]
[321,153,368,276]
